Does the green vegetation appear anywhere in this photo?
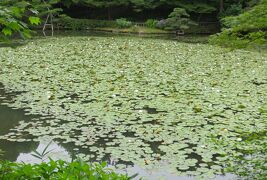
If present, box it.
[164,8,196,32]
[116,18,132,28]
[0,1,266,179]
[0,159,129,179]
[96,27,169,34]
[225,130,267,179]
[0,36,266,178]
[56,16,168,34]
[145,19,158,29]
[210,0,267,48]
[214,105,267,179]
[57,15,117,30]
[2,0,265,48]
[0,0,41,41]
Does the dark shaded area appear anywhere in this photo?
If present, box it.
[0,105,32,136]
[0,140,38,162]
[61,4,218,22]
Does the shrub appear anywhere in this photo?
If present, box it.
[116,18,132,28]
[57,15,117,30]
[145,19,158,28]
[0,159,129,179]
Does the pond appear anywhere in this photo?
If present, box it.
[0,33,266,179]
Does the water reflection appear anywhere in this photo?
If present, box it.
[16,138,72,164]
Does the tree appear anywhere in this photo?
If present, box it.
[0,1,41,41]
[209,0,267,48]
[219,0,224,13]
[0,0,63,42]
[165,8,196,34]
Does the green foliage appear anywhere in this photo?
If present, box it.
[174,1,217,14]
[219,3,243,19]
[29,16,41,25]
[0,1,41,41]
[210,0,267,48]
[209,30,266,49]
[145,19,158,28]
[222,0,267,31]
[116,18,132,28]
[0,159,129,179]
[165,8,196,31]
[31,141,54,161]
[57,15,117,30]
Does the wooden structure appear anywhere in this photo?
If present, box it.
[42,0,54,36]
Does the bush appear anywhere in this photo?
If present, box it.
[145,19,158,28]
[209,0,267,49]
[116,18,132,28]
[57,15,117,30]
[0,159,129,180]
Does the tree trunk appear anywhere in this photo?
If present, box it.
[219,0,224,13]
[108,7,111,20]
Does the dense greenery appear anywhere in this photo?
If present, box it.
[0,1,41,41]
[57,15,117,30]
[164,8,196,32]
[0,0,64,41]
[1,0,265,48]
[210,0,267,48]
[0,159,129,179]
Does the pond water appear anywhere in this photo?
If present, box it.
[0,84,236,180]
[0,33,266,179]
